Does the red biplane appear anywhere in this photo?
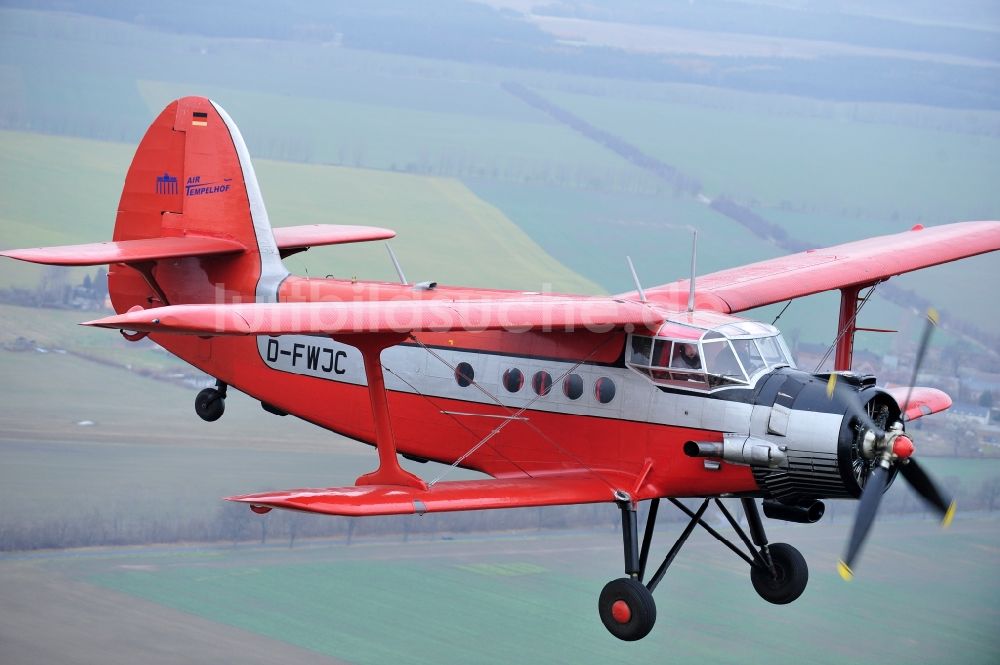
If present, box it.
[5,97,999,641]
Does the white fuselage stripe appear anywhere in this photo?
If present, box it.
[256,335,756,432]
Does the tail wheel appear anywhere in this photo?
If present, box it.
[750,542,808,605]
[598,577,656,641]
[195,387,225,422]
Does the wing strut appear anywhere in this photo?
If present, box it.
[831,282,899,371]
[834,284,866,371]
[341,333,427,490]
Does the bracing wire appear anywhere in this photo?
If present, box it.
[813,282,880,373]
[413,335,623,490]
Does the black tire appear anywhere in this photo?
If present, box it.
[598,577,657,641]
[195,388,225,422]
[751,542,808,605]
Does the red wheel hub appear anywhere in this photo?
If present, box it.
[611,599,632,624]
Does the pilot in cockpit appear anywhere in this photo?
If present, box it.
[672,343,701,370]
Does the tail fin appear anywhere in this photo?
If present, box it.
[109,96,287,312]
[2,97,396,311]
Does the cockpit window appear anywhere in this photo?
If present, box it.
[757,335,787,367]
[731,338,767,378]
[670,343,702,370]
[625,328,794,391]
[702,340,745,386]
[629,336,652,366]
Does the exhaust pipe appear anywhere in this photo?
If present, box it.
[762,498,826,524]
[683,441,723,458]
[683,437,787,468]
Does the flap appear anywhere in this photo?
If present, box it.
[272,224,395,251]
[227,474,624,517]
[1,236,246,266]
[884,386,953,422]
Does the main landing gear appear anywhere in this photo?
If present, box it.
[598,496,808,641]
[195,380,227,422]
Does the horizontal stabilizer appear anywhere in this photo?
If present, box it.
[884,386,952,421]
[273,224,395,255]
[227,474,623,517]
[1,236,246,266]
[82,297,664,335]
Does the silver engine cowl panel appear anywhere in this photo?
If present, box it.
[733,369,900,504]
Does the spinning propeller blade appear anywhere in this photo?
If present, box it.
[902,308,939,421]
[838,463,889,581]
[836,308,954,580]
[899,459,956,526]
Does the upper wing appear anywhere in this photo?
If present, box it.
[83,297,665,335]
[637,221,1000,313]
[227,473,624,517]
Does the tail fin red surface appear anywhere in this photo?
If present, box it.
[109,97,286,313]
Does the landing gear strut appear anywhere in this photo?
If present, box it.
[599,496,808,641]
[195,380,227,422]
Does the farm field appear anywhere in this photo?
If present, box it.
[0,131,601,294]
[540,88,1000,222]
[467,180,923,351]
[4,8,996,346]
[0,9,660,191]
[1,517,997,665]
[0,6,997,664]
[760,208,1000,334]
[513,88,1000,339]
[0,348,488,545]
[0,5,997,665]
[2,345,998,549]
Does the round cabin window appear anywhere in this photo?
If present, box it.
[563,373,584,400]
[454,362,474,387]
[594,377,616,404]
[532,371,552,396]
[502,368,524,393]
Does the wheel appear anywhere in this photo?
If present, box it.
[598,577,656,641]
[195,387,225,422]
[751,542,808,604]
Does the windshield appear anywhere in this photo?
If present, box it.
[626,331,794,390]
[731,338,767,377]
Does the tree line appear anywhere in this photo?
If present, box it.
[3,474,998,552]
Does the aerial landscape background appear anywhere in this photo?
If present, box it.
[1,2,998,663]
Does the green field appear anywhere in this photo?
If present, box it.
[467,180,937,351]
[0,517,987,665]
[759,209,1000,333]
[0,130,602,294]
[0,9,661,192]
[542,88,1000,222]
[3,6,997,335]
[0,6,997,665]
[0,347,484,549]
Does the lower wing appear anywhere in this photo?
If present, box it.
[228,473,628,517]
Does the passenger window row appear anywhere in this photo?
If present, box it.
[452,361,616,404]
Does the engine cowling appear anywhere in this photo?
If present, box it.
[685,368,902,506]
